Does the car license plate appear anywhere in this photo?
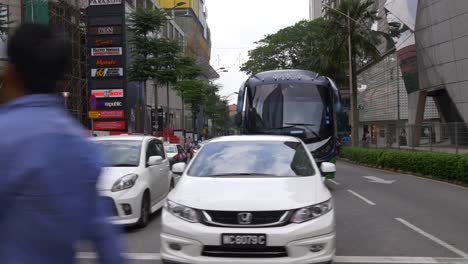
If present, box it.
[221,234,267,247]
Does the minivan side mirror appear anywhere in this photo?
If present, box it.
[172,162,187,175]
[320,162,336,176]
[148,156,163,166]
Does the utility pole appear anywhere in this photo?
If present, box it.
[348,9,358,147]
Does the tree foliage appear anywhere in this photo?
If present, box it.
[241,0,387,85]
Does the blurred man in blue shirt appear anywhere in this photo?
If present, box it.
[0,24,125,263]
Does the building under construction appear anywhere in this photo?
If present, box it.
[19,0,89,125]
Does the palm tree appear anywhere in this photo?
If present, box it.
[324,0,386,146]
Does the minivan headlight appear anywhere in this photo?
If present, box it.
[165,200,199,223]
[290,199,332,223]
[111,174,138,192]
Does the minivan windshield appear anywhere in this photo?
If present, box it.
[94,140,142,167]
[188,141,315,177]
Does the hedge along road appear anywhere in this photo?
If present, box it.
[75,161,468,264]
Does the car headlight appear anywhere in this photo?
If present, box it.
[165,200,199,223]
[111,174,138,192]
[290,199,333,223]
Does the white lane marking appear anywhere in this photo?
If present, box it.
[363,176,396,184]
[335,256,468,263]
[348,189,376,205]
[76,252,162,260]
[396,218,468,258]
[328,179,340,185]
[76,253,468,263]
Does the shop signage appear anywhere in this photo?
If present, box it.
[91,47,122,56]
[91,67,123,77]
[91,89,124,98]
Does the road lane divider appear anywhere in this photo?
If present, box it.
[348,190,376,205]
[396,218,468,258]
[77,252,162,260]
[335,256,468,263]
[328,179,340,185]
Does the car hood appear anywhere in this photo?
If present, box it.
[169,176,329,211]
[97,167,138,191]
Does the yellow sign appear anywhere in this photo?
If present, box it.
[88,111,100,119]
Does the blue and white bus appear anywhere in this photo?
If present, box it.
[235,69,342,164]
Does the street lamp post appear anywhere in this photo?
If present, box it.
[322,3,360,146]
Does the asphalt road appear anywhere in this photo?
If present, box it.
[77,161,468,264]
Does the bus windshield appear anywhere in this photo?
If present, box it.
[249,83,333,140]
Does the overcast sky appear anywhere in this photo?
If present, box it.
[205,0,309,104]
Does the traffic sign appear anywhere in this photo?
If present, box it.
[88,111,100,119]
[89,95,97,110]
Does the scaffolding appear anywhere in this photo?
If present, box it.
[48,0,88,124]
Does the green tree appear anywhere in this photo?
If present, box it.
[127,8,168,132]
[173,55,201,130]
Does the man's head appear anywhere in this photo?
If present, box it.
[0,23,71,103]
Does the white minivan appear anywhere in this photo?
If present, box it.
[161,135,336,264]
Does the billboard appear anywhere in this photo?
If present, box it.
[91,68,124,77]
[88,0,126,131]
[91,47,122,56]
[91,89,124,98]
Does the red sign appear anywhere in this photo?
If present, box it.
[91,89,124,98]
[96,59,117,66]
[97,110,125,119]
[93,121,126,131]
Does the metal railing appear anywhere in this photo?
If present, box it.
[351,122,468,154]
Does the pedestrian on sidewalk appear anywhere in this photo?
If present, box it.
[0,23,125,264]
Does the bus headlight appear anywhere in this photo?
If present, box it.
[313,141,333,158]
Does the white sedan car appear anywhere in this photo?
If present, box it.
[161,135,336,264]
[93,135,172,227]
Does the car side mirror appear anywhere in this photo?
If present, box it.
[235,112,242,127]
[148,156,163,166]
[320,162,336,176]
[172,162,187,175]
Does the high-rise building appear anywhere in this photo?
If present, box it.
[310,0,341,20]
[357,0,468,148]
[309,0,322,20]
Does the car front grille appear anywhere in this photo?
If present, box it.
[101,196,118,216]
[201,210,290,227]
[202,246,288,258]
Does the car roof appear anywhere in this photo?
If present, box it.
[91,135,158,142]
[209,135,301,143]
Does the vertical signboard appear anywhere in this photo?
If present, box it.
[87,0,127,131]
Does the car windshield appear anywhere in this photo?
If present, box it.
[165,145,178,153]
[188,141,315,177]
[94,140,142,167]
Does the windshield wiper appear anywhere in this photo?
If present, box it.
[284,123,321,139]
[262,125,296,131]
[284,122,316,126]
[204,173,277,177]
[110,164,137,167]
